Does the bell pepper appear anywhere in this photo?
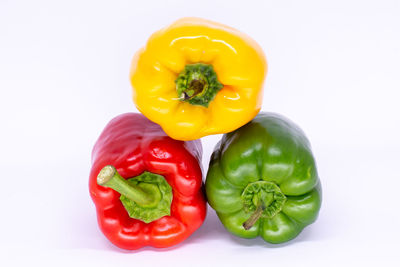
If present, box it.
[89,113,206,250]
[130,17,267,141]
[205,113,322,244]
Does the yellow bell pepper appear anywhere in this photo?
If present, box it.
[130,17,267,140]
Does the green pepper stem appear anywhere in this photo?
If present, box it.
[97,165,155,206]
[243,204,265,230]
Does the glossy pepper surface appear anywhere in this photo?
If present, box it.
[205,113,321,244]
[89,113,206,250]
[130,17,267,140]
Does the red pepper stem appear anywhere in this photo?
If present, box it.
[97,165,155,206]
[243,203,265,230]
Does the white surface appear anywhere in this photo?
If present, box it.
[1,0,400,266]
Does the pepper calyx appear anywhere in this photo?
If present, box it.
[121,172,172,223]
[241,181,287,230]
[175,63,223,107]
[97,166,172,223]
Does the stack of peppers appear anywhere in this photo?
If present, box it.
[89,17,321,250]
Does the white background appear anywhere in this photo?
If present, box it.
[1,0,400,266]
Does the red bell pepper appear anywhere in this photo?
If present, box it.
[89,113,206,250]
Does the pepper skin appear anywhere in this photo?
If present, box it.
[89,113,206,250]
[130,17,267,140]
[205,113,321,244]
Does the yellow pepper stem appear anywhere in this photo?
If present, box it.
[175,63,223,107]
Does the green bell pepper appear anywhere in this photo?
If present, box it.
[205,113,322,244]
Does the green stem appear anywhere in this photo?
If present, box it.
[175,63,223,107]
[243,204,265,230]
[97,165,155,206]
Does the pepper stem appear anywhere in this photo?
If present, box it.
[241,181,287,230]
[175,63,223,107]
[97,165,155,206]
[243,204,265,230]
